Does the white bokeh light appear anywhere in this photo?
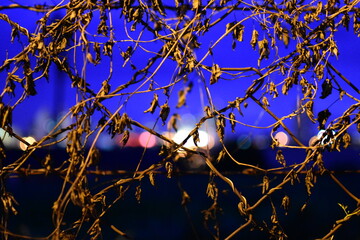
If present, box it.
[172,129,212,149]
[19,136,36,151]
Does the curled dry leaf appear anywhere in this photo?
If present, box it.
[149,172,155,186]
[216,148,227,163]
[262,176,269,194]
[320,79,332,99]
[192,0,201,10]
[88,148,101,167]
[262,96,270,107]
[165,161,173,178]
[168,113,180,132]
[317,109,331,130]
[176,83,193,108]
[250,29,258,49]
[181,190,191,206]
[206,182,218,201]
[305,170,316,195]
[216,115,226,140]
[0,104,12,128]
[120,130,130,146]
[276,150,286,167]
[144,93,159,113]
[192,129,200,146]
[204,106,212,117]
[210,63,221,85]
[135,185,142,203]
[0,140,6,161]
[234,23,245,42]
[152,0,166,16]
[229,112,236,133]
[341,132,351,149]
[103,41,114,56]
[281,195,290,213]
[160,103,170,125]
[93,42,101,62]
[305,101,316,123]
[1,191,19,215]
[269,82,278,98]
[86,52,97,65]
[315,64,324,80]
[257,38,270,65]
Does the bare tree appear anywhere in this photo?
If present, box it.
[0,0,359,239]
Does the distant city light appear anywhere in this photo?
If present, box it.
[172,129,213,149]
[138,132,157,148]
[19,136,36,151]
[0,128,17,148]
[274,131,289,146]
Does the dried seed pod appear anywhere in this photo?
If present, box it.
[229,112,236,133]
[216,148,227,163]
[165,161,173,178]
[342,132,351,149]
[216,115,226,140]
[281,195,290,213]
[181,190,191,206]
[276,150,286,167]
[262,176,269,194]
[206,182,218,200]
[149,172,155,186]
[120,130,130,146]
[135,185,142,203]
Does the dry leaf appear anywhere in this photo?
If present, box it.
[144,93,159,113]
[210,63,221,84]
[160,103,170,125]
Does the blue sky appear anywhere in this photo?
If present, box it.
[0,1,359,150]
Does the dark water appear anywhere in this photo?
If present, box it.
[3,146,360,240]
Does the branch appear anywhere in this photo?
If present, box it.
[320,207,360,240]
[328,172,360,204]
[250,95,305,147]
[326,62,360,94]
[225,214,253,240]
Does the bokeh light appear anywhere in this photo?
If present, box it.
[19,136,36,151]
[172,129,213,149]
[252,134,269,150]
[274,132,289,146]
[237,135,252,150]
[138,132,157,148]
[308,135,318,146]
